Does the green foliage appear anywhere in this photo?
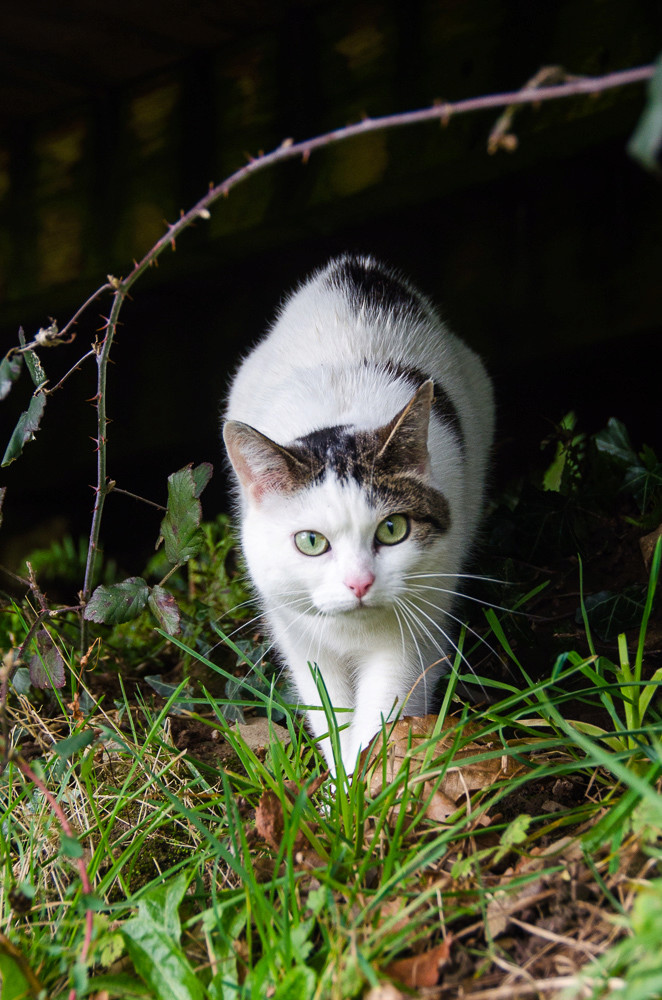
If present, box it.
[158,464,213,566]
[1,331,48,467]
[628,53,662,174]
[84,463,215,638]
[0,352,23,400]
[23,534,119,591]
[565,880,662,999]
[489,415,662,563]
[121,876,205,1000]
[85,577,151,626]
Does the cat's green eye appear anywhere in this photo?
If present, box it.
[294,530,330,557]
[375,514,410,545]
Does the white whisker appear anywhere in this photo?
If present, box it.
[406,591,504,665]
[405,578,531,617]
[399,594,487,699]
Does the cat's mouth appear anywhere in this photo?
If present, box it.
[317,599,381,617]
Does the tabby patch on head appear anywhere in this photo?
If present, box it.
[223,254,494,775]
[224,381,450,536]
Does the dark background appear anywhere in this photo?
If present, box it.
[1,0,661,572]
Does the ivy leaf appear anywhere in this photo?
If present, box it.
[148,586,181,635]
[2,391,47,466]
[577,586,648,641]
[628,55,662,174]
[84,577,150,625]
[594,418,638,467]
[29,629,66,689]
[158,464,212,565]
[0,353,23,400]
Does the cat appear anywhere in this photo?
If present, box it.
[223,254,494,774]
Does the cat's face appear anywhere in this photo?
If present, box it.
[240,473,449,619]
[224,381,454,622]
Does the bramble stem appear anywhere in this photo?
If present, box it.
[80,287,126,646]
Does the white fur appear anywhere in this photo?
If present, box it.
[224,256,494,773]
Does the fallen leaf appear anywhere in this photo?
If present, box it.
[255,790,283,851]
[385,937,451,988]
[254,776,328,869]
[367,714,524,822]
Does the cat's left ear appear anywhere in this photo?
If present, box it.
[223,420,307,503]
[376,380,433,476]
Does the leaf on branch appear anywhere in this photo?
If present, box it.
[628,54,662,174]
[18,327,47,388]
[191,461,213,498]
[84,577,150,625]
[148,586,181,635]
[29,629,66,689]
[1,392,47,466]
[158,463,213,565]
[0,354,23,400]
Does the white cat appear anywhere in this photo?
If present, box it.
[223,255,494,773]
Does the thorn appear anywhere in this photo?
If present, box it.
[302,148,311,165]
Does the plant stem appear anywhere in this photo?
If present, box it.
[80,287,125,647]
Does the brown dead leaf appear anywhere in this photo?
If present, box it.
[254,777,328,869]
[255,790,283,851]
[367,715,525,822]
[385,937,452,988]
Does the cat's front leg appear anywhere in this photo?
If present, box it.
[282,647,356,771]
[343,651,437,769]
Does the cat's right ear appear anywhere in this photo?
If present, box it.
[223,421,306,503]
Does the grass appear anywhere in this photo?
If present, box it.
[1,536,661,999]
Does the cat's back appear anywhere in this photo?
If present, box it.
[225,255,491,451]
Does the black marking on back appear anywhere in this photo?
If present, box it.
[325,256,427,319]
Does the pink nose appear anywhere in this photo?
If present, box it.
[345,572,375,600]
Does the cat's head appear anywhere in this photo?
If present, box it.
[223,381,453,616]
